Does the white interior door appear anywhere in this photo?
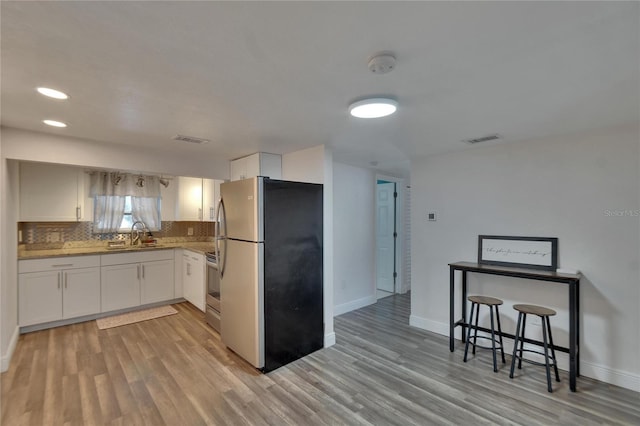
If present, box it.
[376,182,395,293]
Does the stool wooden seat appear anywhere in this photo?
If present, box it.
[509,304,560,392]
[468,295,503,306]
[463,295,505,372]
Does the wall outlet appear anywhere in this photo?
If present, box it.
[50,231,61,242]
[187,227,194,236]
[427,211,437,221]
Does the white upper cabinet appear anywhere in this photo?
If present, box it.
[176,176,204,221]
[230,152,281,181]
[175,177,223,221]
[202,178,221,222]
[19,162,85,221]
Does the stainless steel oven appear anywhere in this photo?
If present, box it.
[205,252,221,332]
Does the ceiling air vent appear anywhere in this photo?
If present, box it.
[173,134,210,144]
[463,134,502,144]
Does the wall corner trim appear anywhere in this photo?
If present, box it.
[324,332,336,348]
[1,326,19,372]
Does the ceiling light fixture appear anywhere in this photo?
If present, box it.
[43,119,67,128]
[349,98,398,118]
[36,87,69,100]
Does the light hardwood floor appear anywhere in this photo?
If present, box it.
[2,293,639,425]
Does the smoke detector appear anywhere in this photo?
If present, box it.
[368,53,396,74]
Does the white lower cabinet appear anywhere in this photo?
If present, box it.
[141,259,174,304]
[182,250,205,311]
[101,249,175,312]
[19,249,179,329]
[101,263,141,311]
[63,268,102,318]
[18,256,101,326]
[19,271,63,326]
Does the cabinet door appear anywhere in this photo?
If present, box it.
[141,260,174,304]
[244,153,261,179]
[259,153,282,179]
[182,255,195,307]
[190,254,205,311]
[230,153,281,181]
[63,267,101,319]
[20,162,83,221]
[177,177,203,221]
[183,253,205,311]
[202,179,223,222]
[230,158,246,181]
[19,271,63,326]
[101,264,141,311]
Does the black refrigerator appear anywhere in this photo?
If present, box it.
[217,177,323,372]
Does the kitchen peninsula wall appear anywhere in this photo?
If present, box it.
[19,220,214,250]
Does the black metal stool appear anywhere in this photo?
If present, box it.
[509,304,560,393]
[463,295,506,372]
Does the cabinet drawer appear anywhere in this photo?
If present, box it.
[183,250,203,264]
[19,255,100,273]
[101,248,175,266]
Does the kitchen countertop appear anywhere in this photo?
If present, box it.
[18,241,216,260]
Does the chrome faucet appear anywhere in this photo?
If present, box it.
[130,220,148,245]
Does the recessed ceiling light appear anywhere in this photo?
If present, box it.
[43,119,67,128]
[349,98,398,118]
[36,87,69,100]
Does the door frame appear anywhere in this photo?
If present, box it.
[374,174,404,295]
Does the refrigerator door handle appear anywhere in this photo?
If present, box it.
[217,198,228,278]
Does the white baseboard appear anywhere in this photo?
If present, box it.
[408,314,640,392]
[1,326,19,372]
[334,295,376,316]
[580,360,640,392]
[324,332,336,348]
[409,314,450,337]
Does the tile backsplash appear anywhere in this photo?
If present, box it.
[19,221,215,247]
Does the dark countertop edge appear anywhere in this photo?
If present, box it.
[449,261,581,280]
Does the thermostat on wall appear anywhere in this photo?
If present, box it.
[428,211,437,221]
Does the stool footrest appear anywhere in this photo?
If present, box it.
[513,348,557,368]
[466,335,503,351]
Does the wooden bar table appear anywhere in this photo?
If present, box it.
[449,261,581,392]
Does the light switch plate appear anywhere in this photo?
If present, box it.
[187,227,194,236]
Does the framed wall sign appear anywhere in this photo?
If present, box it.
[478,235,558,271]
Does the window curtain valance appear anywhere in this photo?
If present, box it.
[89,172,161,198]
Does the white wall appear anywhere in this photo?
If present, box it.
[333,162,376,315]
[1,127,230,179]
[410,124,640,391]
[282,145,335,347]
